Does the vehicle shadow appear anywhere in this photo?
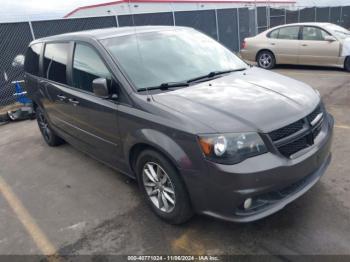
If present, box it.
[273,64,346,72]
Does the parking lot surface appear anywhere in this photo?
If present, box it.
[0,66,350,256]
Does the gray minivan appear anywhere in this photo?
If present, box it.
[24,26,334,224]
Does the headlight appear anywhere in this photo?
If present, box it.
[198,132,267,164]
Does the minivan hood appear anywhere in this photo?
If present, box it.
[153,67,320,133]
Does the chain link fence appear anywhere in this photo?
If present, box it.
[1,5,350,108]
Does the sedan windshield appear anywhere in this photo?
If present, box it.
[325,24,350,40]
[101,29,248,90]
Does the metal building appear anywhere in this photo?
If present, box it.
[64,0,296,18]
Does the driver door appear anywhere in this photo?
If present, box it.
[298,26,340,66]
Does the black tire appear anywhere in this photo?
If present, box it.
[345,57,350,72]
[257,50,276,70]
[0,112,10,123]
[36,107,65,146]
[136,149,193,224]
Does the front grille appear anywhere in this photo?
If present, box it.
[269,120,304,141]
[307,105,322,124]
[278,136,310,157]
[268,104,325,158]
[313,121,323,139]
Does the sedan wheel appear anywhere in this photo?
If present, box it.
[257,51,276,69]
[142,162,176,213]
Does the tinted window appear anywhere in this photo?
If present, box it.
[73,43,111,93]
[24,43,42,76]
[44,43,69,84]
[268,29,279,39]
[302,27,330,41]
[278,26,300,40]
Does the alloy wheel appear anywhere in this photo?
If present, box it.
[259,53,272,68]
[142,162,176,213]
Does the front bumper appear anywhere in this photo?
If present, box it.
[183,113,334,222]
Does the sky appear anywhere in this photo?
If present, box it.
[0,0,349,22]
[0,0,103,22]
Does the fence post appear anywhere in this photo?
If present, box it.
[284,8,287,24]
[115,15,119,27]
[314,7,317,22]
[340,6,343,25]
[171,2,176,26]
[255,5,259,34]
[237,8,240,51]
[328,7,331,22]
[28,21,35,40]
[215,8,220,41]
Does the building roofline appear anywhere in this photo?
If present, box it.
[64,0,296,18]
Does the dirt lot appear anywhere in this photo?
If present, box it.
[0,66,349,257]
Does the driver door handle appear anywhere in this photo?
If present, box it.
[302,44,308,47]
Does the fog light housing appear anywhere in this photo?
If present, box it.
[243,198,253,210]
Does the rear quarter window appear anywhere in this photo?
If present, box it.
[24,43,42,76]
[268,29,279,39]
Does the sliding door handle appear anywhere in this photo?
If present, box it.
[57,94,67,101]
[68,98,80,106]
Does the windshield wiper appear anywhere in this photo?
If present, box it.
[138,81,189,92]
[137,68,247,92]
[187,68,247,83]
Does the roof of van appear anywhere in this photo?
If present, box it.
[31,26,188,44]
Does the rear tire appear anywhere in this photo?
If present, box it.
[36,107,64,146]
[345,57,350,72]
[136,149,193,224]
[257,50,276,70]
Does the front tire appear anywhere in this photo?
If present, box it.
[345,57,350,72]
[257,50,276,69]
[36,107,64,146]
[136,149,193,224]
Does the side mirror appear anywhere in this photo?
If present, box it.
[325,35,336,42]
[92,78,109,98]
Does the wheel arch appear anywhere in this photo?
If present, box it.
[256,49,276,62]
[125,129,194,178]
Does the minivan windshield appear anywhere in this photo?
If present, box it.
[101,29,248,90]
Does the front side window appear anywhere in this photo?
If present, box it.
[101,29,248,90]
[73,43,112,92]
[24,43,42,76]
[302,27,330,41]
[44,43,69,84]
[277,26,300,40]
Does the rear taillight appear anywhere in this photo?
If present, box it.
[241,40,247,49]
